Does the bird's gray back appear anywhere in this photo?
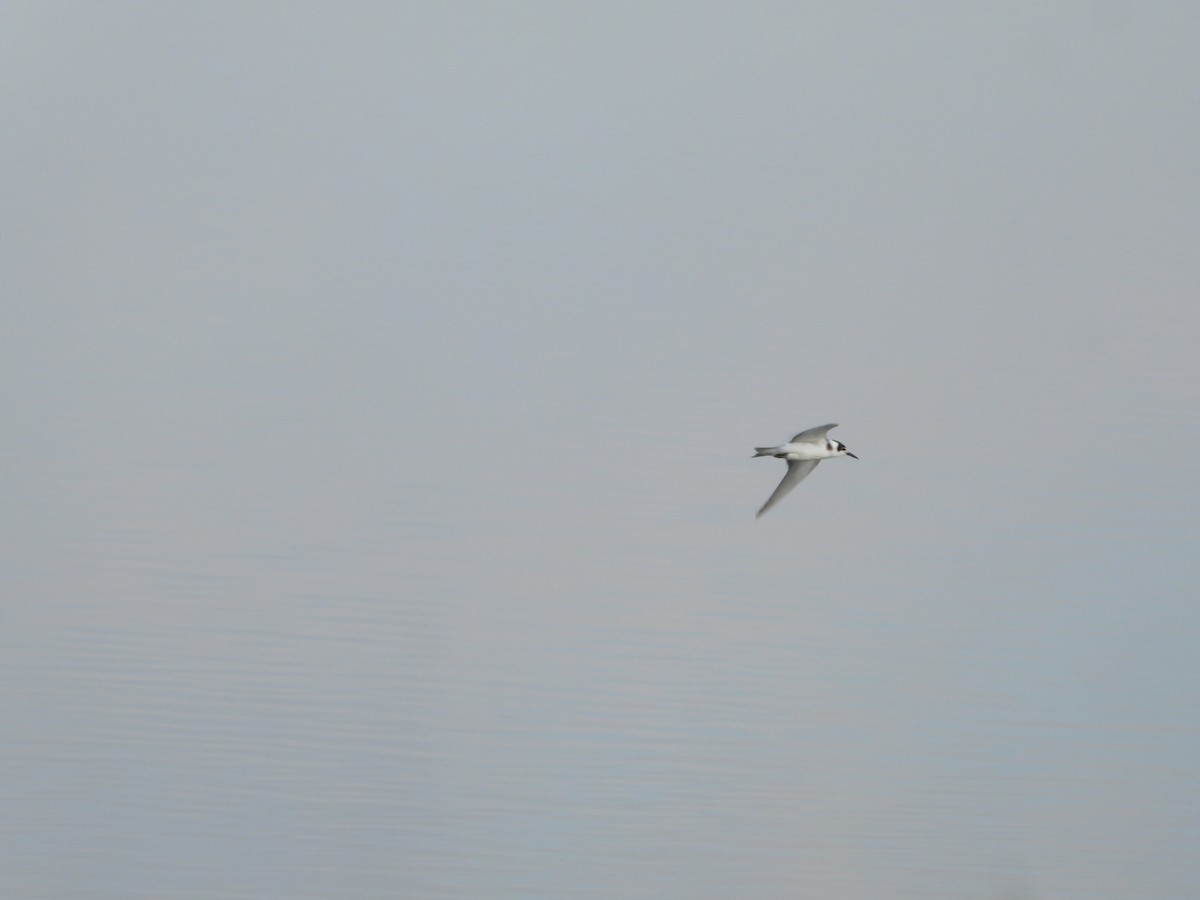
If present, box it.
[789,423,838,443]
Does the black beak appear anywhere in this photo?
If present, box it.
[846,451,859,459]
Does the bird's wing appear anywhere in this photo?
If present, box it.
[790,423,838,443]
[756,459,819,518]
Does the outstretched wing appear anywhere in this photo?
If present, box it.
[756,459,820,518]
[790,423,838,443]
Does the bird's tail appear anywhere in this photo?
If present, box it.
[752,447,776,458]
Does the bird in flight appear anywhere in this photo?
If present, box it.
[752,423,857,518]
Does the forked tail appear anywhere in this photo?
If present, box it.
[752,447,776,458]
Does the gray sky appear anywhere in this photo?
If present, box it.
[9,1,1195,595]
[4,3,1200,897]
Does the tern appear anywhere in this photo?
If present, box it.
[752,423,857,518]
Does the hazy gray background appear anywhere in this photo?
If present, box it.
[4,3,1199,898]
